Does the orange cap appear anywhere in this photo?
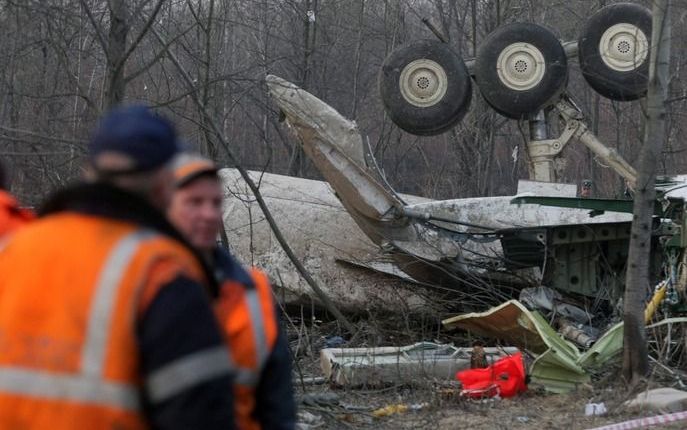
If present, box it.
[171,153,218,187]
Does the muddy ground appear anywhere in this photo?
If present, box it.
[287,316,686,429]
[294,381,685,429]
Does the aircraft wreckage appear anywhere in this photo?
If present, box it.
[221,3,687,317]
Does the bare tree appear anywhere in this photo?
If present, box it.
[81,0,165,108]
[3,0,687,213]
[623,0,672,385]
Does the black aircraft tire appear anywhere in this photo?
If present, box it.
[578,3,652,101]
[474,23,568,119]
[379,40,472,136]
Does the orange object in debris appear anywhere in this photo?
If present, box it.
[456,352,527,398]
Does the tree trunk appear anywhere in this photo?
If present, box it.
[198,0,217,158]
[622,0,671,385]
[349,0,365,118]
[104,0,128,108]
[289,0,316,176]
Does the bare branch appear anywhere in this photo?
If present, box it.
[79,0,110,57]
[124,22,196,85]
[117,0,166,71]
[184,0,207,33]
[0,126,86,147]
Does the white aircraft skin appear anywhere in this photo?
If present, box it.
[219,168,441,314]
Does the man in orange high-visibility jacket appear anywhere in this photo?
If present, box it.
[0,160,34,244]
[167,153,296,430]
[0,106,237,430]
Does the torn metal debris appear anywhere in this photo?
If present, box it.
[262,75,687,321]
[443,300,590,393]
[443,302,687,394]
[625,388,687,413]
[320,342,518,387]
[219,168,437,314]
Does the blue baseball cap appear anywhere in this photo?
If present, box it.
[89,105,180,172]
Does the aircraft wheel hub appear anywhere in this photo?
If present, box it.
[399,59,448,107]
[598,23,649,72]
[496,42,546,91]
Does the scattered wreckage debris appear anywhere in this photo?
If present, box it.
[371,403,429,418]
[584,402,607,416]
[625,388,687,413]
[443,300,591,393]
[442,299,687,394]
[261,72,687,422]
[319,342,518,387]
[291,310,686,428]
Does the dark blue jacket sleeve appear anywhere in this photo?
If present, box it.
[138,275,236,430]
[254,325,296,430]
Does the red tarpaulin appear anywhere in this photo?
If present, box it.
[456,352,527,398]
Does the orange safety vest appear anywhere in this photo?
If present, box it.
[0,190,34,241]
[0,213,210,429]
[215,268,279,430]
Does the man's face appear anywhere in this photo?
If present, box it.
[167,176,223,252]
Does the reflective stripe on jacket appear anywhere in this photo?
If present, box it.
[0,213,217,429]
[215,267,279,430]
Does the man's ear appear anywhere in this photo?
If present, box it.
[148,168,176,211]
[82,165,97,182]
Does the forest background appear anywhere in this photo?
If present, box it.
[1,0,684,204]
